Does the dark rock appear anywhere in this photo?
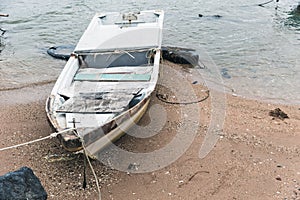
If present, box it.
[198,14,222,18]
[47,45,75,60]
[293,4,300,14]
[275,177,282,181]
[0,14,9,17]
[221,68,231,79]
[0,167,47,200]
[0,28,6,36]
[161,46,200,67]
[212,15,222,18]
[269,108,289,120]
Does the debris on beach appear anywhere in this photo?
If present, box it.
[43,153,79,163]
[269,108,289,120]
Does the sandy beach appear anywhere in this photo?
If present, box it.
[0,62,299,200]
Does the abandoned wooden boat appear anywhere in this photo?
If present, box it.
[46,10,164,155]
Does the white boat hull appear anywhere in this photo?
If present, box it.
[46,10,164,153]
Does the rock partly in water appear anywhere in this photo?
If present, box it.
[220,67,231,79]
[292,4,300,14]
[161,46,200,67]
[47,45,75,61]
[0,167,47,200]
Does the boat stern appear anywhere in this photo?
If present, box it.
[46,95,83,151]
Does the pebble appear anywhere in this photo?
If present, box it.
[128,163,139,171]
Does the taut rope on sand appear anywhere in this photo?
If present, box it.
[0,128,76,152]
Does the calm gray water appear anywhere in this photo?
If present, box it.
[1,0,300,104]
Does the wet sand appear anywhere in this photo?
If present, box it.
[0,63,299,200]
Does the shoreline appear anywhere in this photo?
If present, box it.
[0,63,299,199]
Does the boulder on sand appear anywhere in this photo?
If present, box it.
[0,167,47,200]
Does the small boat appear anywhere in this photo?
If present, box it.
[46,10,164,155]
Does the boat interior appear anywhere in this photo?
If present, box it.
[77,48,155,68]
[74,48,156,82]
[55,48,157,115]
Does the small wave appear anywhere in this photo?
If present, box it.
[0,80,56,92]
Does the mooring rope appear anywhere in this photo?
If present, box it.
[72,130,101,200]
[83,145,102,200]
[0,128,75,152]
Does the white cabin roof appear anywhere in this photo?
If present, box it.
[75,10,164,52]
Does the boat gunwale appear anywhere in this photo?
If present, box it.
[74,46,158,55]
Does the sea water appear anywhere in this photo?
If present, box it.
[0,0,299,104]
